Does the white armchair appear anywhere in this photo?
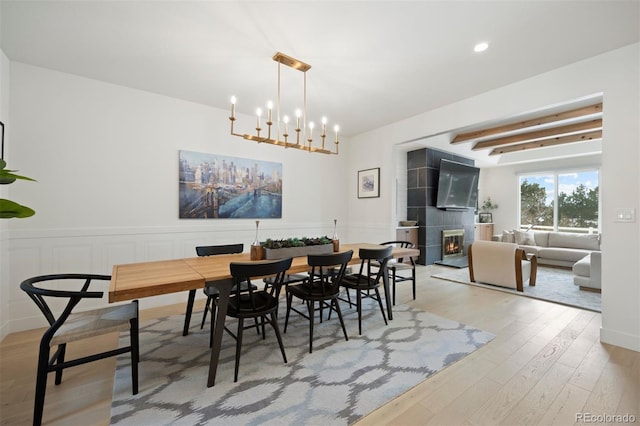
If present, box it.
[468,240,537,292]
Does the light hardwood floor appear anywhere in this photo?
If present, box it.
[1,265,638,425]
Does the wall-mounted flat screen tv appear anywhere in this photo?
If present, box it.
[436,159,479,210]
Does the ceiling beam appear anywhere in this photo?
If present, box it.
[473,119,602,150]
[451,103,602,144]
[489,130,603,155]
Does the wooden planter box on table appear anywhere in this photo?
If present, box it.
[263,244,334,260]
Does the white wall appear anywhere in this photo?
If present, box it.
[0,48,10,339]
[3,62,349,336]
[346,44,640,352]
[344,131,397,243]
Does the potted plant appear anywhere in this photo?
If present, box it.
[479,197,498,223]
[0,121,36,218]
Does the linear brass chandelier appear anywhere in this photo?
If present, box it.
[229,52,339,155]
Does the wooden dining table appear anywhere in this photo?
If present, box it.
[109,242,419,387]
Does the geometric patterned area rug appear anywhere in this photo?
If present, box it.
[432,265,601,312]
[111,300,494,425]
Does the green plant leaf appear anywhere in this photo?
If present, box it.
[0,170,37,183]
[0,159,37,184]
[0,198,36,218]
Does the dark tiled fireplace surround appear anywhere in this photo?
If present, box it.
[406,148,476,265]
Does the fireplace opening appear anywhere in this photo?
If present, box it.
[442,229,464,259]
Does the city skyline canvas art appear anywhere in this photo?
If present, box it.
[179,150,282,219]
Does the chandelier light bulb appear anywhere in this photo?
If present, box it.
[256,108,262,117]
[283,115,290,124]
[230,96,236,119]
[266,101,273,122]
[295,109,302,129]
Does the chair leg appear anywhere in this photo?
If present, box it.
[208,302,218,349]
[333,298,349,342]
[318,298,324,323]
[33,342,50,426]
[357,289,362,335]
[269,312,288,364]
[284,291,293,333]
[412,268,416,300]
[183,289,196,336]
[233,317,245,382]
[374,288,388,325]
[54,343,66,385]
[392,268,397,306]
[308,300,315,353]
[201,295,212,329]
[130,315,139,395]
[255,317,262,336]
[345,287,353,307]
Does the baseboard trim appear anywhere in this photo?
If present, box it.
[600,327,640,352]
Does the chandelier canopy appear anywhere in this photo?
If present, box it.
[229,52,339,155]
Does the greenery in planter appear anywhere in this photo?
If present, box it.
[262,236,332,249]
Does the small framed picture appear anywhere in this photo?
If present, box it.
[479,213,493,223]
[357,167,380,199]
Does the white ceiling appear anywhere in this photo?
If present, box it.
[2,1,639,165]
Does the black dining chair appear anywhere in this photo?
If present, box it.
[20,274,139,426]
[284,250,353,353]
[340,246,393,335]
[182,243,247,346]
[220,257,293,382]
[376,241,417,305]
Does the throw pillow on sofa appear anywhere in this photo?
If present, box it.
[502,230,515,243]
[514,230,536,246]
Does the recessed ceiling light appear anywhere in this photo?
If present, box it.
[474,42,489,53]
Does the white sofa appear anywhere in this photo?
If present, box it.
[572,251,601,291]
[499,230,600,268]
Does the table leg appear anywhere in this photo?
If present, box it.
[182,289,196,336]
[382,264,393,320]
[207,279,233,387]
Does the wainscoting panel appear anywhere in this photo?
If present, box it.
[144,239,175,262]
[104,242,137,272]
[52,244,93,274]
